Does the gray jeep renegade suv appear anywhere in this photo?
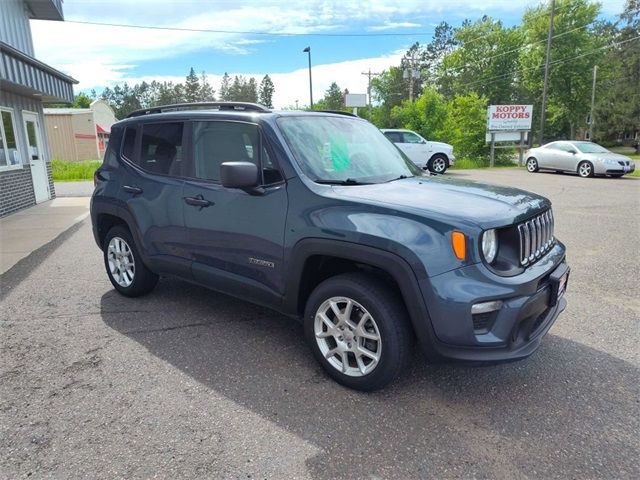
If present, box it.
[91,102,569,391]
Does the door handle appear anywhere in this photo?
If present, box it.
[183,195,213,209]
[122,185,143,195]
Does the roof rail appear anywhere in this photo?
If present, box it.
[315,110,359,118]
[126,102,271,118]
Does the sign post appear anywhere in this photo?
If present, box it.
[486,105,533,167]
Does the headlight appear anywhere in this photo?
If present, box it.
[601,158,617,164]
[482,229,498,263]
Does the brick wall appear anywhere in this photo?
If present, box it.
[47,161,56,199]
[0,167,36,217]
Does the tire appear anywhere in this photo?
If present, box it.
[303,272,413,391]
[577,161,594,178]
[427,154,448,174]
[526,157,539,173]
[103,225,158,297]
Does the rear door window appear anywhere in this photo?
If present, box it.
[139,122,185,176]
[384,131,403,143]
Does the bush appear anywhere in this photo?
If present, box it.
[51,159,102,181]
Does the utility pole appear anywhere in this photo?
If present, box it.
[361,69,380,108]
[404,54,419,102]
[589,65,598,141]
[538,0,555,146]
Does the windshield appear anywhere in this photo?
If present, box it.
[277,116,421,183]
[575,142,609,154]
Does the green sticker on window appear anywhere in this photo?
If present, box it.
[330,136,350,171]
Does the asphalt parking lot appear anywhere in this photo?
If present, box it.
[1,169,639,479]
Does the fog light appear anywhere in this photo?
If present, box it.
[471,300,503,314]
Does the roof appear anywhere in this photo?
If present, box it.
[43,108,91,115]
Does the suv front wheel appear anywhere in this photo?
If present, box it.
[427,154,448,174]
[304,273,413,391]
[103,225,158,297]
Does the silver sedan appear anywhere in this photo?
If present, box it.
[525,141,636,178]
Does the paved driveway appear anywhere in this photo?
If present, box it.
[1,169,638,479]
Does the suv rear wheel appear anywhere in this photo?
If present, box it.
[103,225,158,297]
[304,273,413,391]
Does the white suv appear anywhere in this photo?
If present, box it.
[381,129,455,174]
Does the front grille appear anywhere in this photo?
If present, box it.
[517,209,554,266]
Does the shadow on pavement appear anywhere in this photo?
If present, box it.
[100,278,639,479]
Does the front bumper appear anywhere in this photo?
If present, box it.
[417,242,568,362]
[596,162,635,175]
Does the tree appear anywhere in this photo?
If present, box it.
[441,92,490,161]
[73,93,92,108]
[258,74,275,108]
[520,0,606,139]
[184,67,201,103]
[219,73,231,101]
[389,88,448,141]
[438,17,524,104]
[199,72,216,102]
[314,82,344,110]
[594,0,640,141]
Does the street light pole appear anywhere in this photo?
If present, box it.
[538,0,555,146]
[303,47,313,109]
[589,65,598,141]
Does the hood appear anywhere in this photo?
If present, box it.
[594,152,632,162]
[429,141,454,151]
[328,176,550,229]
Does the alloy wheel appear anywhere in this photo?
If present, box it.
[107,236,135,287]
[527,158,537,172]
[578,162,592,177]
[432,157,447,173]
[314,296,382,377]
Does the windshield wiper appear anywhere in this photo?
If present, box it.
[385,174,413,183]
[314,178,372,185]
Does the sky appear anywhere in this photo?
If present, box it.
[30,0,627,109]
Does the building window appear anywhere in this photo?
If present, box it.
[0,109,21,170]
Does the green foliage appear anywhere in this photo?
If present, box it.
[389,88,448,140]
[441,92,490,162]
[73,93,92,108]
[258,74,275,108]
[593,0,640,141]
[520,0,605,139]
[313,82,345,110]
[51,159,102,181]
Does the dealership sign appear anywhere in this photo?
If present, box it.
[487,105,533,131]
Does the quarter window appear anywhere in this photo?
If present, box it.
[0,109,21,169]
[122,126,137,161]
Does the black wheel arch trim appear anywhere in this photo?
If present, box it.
[91,197,152,267]
[283,238,440,359]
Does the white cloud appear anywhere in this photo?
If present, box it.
[370,22,422,31]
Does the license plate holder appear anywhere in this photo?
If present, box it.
[549,263,570,306]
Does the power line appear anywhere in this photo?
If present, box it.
[61,19,436,37]
[57,1,581,40]
[451,35,640,91]
[442,22,593,75]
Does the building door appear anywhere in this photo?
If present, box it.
[23,112,50,203]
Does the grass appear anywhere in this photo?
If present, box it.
[51,159,102,182]
[451,157,519,170]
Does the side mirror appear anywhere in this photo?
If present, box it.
[569,149,577,154]
[220,162,259,190]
